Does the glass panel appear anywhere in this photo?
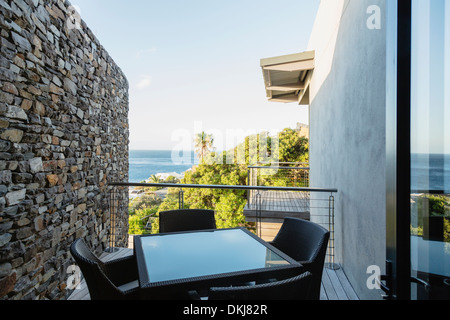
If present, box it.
[411,0,450,300]
[140,229,290,283]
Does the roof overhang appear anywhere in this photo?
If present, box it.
[260,51,315,105]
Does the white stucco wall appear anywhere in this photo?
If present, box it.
[307,0,386,299]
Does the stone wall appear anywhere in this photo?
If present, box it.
[0,0,129,299]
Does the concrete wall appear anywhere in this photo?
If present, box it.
[307,0,386,299]
[0,0,129,299]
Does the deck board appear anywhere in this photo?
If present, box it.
[68,248,358,301]
[335,267,360,300]
[321,267,339,300]
[245,190,310,215]
[325,267,349,300]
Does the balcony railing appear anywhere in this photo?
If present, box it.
[248,162,310,189]
[247,164,310,220]
[108,182,338,269]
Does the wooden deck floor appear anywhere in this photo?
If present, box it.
[245,190,310,214]
[244,191,311,241]
[68,247,358,301]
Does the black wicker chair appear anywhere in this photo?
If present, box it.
[269,218,330,300]
[159,209,216,234]
[70,238,140,300]
[206,272,313,300]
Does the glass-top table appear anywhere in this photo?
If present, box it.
[134,228,302,290]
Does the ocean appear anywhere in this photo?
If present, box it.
[129,150,198,183]
[129,151,449,191]
[411,153,450,193]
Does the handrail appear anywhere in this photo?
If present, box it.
[109,182,337,194]
[247,166,310,170]
[257,162,309,166]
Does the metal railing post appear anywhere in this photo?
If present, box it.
[247,168,251,205]
[256,191,262,238]
[105,186,119,253]
[179,189,185,209]
[326,193,339,270]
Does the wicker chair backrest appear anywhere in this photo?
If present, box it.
[208,272,313,300]
[159,209,216,233]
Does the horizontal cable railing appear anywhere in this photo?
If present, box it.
[248,164,310,188]
[108,182,339,269]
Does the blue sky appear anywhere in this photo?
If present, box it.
[411,0,450,155]
[71,0,320,150]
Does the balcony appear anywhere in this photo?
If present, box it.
[67,181,358,300]
[0,1,360,301]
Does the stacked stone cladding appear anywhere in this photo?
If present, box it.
[0,0,129,299]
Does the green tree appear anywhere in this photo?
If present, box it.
[149,174,161,183]
[129,206,158,235]
[134,127,310,233]
[215,191,247,229]
[194,132,215,163]
[147,174,165,191]
[129,193,162,213]
[177,149,249,229]
[278,128,309,164]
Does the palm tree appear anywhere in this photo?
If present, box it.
[148,174,162,191]
[148,174,161,184]
[194,132,214,162]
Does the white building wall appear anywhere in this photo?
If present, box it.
[307,0,386,299]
